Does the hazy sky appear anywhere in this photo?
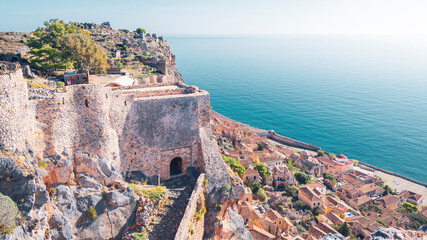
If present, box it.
[1,0,427,35]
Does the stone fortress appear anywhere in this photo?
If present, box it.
[0,68,210,182]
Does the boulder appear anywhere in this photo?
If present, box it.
[49,214,73,240]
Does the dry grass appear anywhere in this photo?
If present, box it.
[129,184,166,200]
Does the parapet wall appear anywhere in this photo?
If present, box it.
[0,69,29,151]
[175,174,206,240]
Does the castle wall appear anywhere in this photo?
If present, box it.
[31,84,121,169]
[1,69,210,181]
[119,93,204,180]
[0,69,29,151]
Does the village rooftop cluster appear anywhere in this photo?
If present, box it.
[212,117,426,240]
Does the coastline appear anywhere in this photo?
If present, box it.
[211,110,427,202]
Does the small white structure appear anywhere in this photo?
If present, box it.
[105,75,136,87]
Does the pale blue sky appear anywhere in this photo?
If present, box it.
[1,0,427,35]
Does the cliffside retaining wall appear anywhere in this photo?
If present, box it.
[175,173,205,240]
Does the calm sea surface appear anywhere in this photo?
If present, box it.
[166,35,427,183]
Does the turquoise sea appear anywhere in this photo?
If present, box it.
[166,35,427,184]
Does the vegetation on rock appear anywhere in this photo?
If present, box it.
[221,154,245,177]
[0,193,18,235]
[86,207,97,221]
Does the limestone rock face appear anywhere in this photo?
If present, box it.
[49,214,73,240]
[365,227,427,240]
[0,157,36,215]
[73,150,124,188]
[43,155,75,185]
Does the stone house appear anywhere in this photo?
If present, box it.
[327,165,352,180]
[243,167,261,184]
[294,151,323,178]
[265,209,295,233]
[398,190,424,207]
[241,187,253,203]
[271,166,294,189]
[357,183,385,198]
[248,225,275,240]
[304,182,327,196]
[348,195,372,209]
[298,186,324,209]
[373,194,402,210]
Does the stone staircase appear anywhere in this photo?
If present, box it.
[148,175,196,240]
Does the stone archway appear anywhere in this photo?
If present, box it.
[170,157,183,176]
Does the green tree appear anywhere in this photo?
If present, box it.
[295,200,308,210]
[63,32,107,73]
[257,142,265,151]
[136,28,146,34]
[27,19,107,73]
[254,163,269,184]
[221,155,245,177]
[251,182,262,194]
[285,186,298,196]
[296,225,307,233]
[295,172,311,185]
[317,150,325,157]
[312,207,323,216]
[333,222,350,237]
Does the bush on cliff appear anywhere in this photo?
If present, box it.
[221,155,245,178]
[136,28,146,34]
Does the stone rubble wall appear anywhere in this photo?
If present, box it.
[175,173,205,240]
[0,69,29,151]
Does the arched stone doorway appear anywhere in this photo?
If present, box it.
[170,157,183,176]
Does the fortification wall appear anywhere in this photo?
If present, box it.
[0,69,210,180]
[0,69,29,151]
[175,174,206,240]
[120,92,209,180]
[31,84,121,169]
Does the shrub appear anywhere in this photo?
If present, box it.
[256,189,267,201]
[328,153,335,159]
[251,182,262,194]
[408,212,427,230]
[136,28,146,34]
[38,160,47,168]
[332,222,350,237]
[257,142,265,151]
[296,225,307,233]
[254,163,269,184]
[132,229,148,240]
[221,155,245,177]
[278,205,284,212]
[285,186,298,196]
[312,207,323,216]
[317,150,325,157]
[402,202,418,213]
[117,61,123,69]
[295,172,311,185]
[295,200,308,210]
[48,187,56,197]
[0,193,18,235]
[203,179,208,187]
[56,81,65,87]
[86,207,97,221]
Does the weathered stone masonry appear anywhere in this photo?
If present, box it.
[0,69,210,181]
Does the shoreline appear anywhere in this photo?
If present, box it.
[211,110,427,199]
